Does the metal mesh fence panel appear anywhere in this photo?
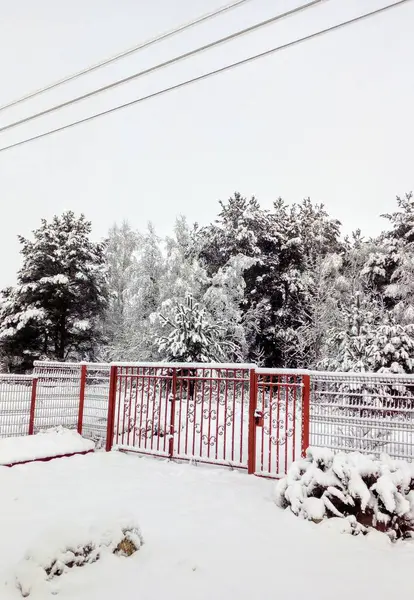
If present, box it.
[33,362,81,432]
[0,375,34,438]
[83,364,110,446]
[310,371,414,461]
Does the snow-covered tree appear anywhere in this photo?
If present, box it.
[371,316,414,374]
[151,295,232,362]
[161,216,208,303]
[103,221,140,359]
[320,291,380,372]
[203,254,256,360]
[0,212,108,370]
[105,221,140,328]
[118,223,165,361]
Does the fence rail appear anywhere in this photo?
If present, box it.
[0,362,412,474]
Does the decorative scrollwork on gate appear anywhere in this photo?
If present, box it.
[202,434,216,446]
[203,408,217,420]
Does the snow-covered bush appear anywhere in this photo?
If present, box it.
[275,448,414,540]
[14,518,143,597]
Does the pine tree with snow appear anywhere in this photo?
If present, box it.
[151,295,232,362]
[370,315,414,374]
[203,254,256,360]
[321,291,379,372]
[0,212,108,369]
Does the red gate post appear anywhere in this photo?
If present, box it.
[28,377,38,435]
[168,368,177,459]
[77,364,87,435]
[106,365,118,452]
[247,368,258,475]
[301,374,311,457]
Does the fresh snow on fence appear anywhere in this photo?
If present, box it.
[0,427,94,466]
[1,362,414,471]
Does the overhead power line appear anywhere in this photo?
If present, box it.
[0,0,411,155]
[0,0,327,135]
[0,0,254,113]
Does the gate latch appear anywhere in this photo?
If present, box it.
[254,409,264,427]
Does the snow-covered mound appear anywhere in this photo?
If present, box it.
[0,427,95,466]
[275,447,414,540]
[14,516,143,597]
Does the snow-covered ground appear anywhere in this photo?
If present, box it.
[0,427,94,465]
[1,452,414,599]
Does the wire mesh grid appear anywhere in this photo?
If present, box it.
[310,372,414,460]
[82,364,110,446]
[0,375,34,438]
[33,363,81,432]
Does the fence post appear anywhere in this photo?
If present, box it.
[106,365,118,452]
[168,368,177,459]
[77,364,87,435]
[28,377,38,435]
[247,368,257,475]
[301,374,311,458]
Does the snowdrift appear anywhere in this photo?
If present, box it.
[14,516,143,597]
[275,447,414,540]
[0,427,95,466]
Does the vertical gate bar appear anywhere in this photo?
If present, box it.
[162,369,170,454]
[126,368,134,447]
[28,377,38,435]
[215,369,221,460]
[115,367,123,446]
[121,367,129,446]
[105,365,118,452]
[168,368,177,458]
[156,370,164,452]
[77,364,87,435]
[132,368,140,447]
[284,377,289,475]
[149,368,158,451]
[207,371,213,459]
[176,370,183,455]
[192,377,198,458]
[239,370,245,464]
[276,376,281,473]
[292,375,297,462]
[302,374,311,457]
[184,370,190,456]
[231,372,236,461]
[199,372,206,457]
[223,372,229,462]
[247,368,257,475]
[260,375,266,472]
[268,374,274,474]
[137,368,146,447]
[143,370,152,450]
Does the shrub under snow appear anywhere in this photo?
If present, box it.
[14,517,143,597]
[275,448,414,540]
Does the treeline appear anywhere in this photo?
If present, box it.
[1,192,413,373]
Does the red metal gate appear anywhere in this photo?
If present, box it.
[107,364,252,470]
[106,364,309,477]
[252,370,310,477]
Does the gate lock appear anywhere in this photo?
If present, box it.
[254,409,264,427]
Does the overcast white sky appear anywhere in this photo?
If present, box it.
[0,0,413,287]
